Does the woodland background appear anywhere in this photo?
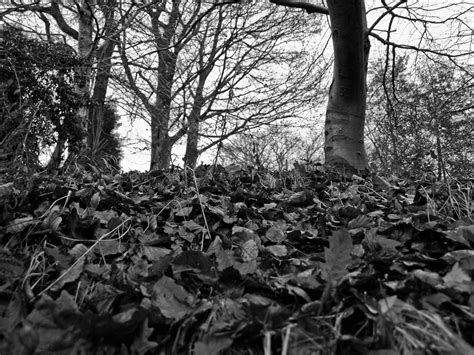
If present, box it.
[0,0,471,177]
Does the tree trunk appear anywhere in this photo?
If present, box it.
[325,0,369,173]
[184,117,199,168]
[183,76,208,169]
[150,121,173,170]
[149,3,180,171]
[88,39,116,153]
[88,3,117,154]
[150,49,176,170]
[76,2,93,152]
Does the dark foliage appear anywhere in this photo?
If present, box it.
[90,103,123,171]
[0,26,84,168]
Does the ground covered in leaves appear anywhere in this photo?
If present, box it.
[0,163,473,355]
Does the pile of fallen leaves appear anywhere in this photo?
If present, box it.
[0,163,472,355]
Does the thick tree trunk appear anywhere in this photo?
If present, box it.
[183,21,220,169]
[325,0,369,173]
[76,2,93,152]
[88,3,116,154]
[150,50,176,170]
[149,3,181,171]
[150,109,173,170]
[150,127,173,170]
[88,39,116,153]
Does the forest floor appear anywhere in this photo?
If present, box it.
[0,163,473,355]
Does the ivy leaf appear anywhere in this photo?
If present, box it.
[266,245,288,257]
[241,240,258,262]
[194,336,233,355]
[130,318,158,354]
[151,276,193,321]
[175,206,193,217]
[321,229,352,285]
[265,226,286,243]
[51,256,85,291]
[443,263,471,293]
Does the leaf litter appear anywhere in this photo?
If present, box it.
[0,164,472,354]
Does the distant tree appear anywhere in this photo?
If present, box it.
[0,25,83,170]
[220,125,306,172]
[367,55,473,179]
[299,128,324,164]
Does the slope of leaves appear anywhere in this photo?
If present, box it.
[0,164,472,355]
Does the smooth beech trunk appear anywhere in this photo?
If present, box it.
[325,0,369,173]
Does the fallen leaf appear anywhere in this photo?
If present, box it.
[265,226,286,243]
[445,225,474,246]
[443,262,471,293]
[412,269,443,286]
[175,206,193,217]
[51,256,85,291]
[139,245,171,261]
[241,239,258,262]
[321,229,352,284]
[151,276,193,321]
[266,245,288,257]
[130,318,158,354]
[6,216,35,234]
[194,336,233,355]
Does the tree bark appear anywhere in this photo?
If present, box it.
[88,3,117,154]
[183,114,200,168]
[324,0,369,173]
[183,14,222,169]
[75,1,93,151]
[183,60,211,169]
[149,2,180,171]
[150,46,177,170]
[150,109,173,170]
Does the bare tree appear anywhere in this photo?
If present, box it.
[115,0,323,170]
[220,125,306,172]
[265,0,473,174]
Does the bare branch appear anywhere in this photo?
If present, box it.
[369,31,472,59]
[367,0,407,36]
[269,0,329,15]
